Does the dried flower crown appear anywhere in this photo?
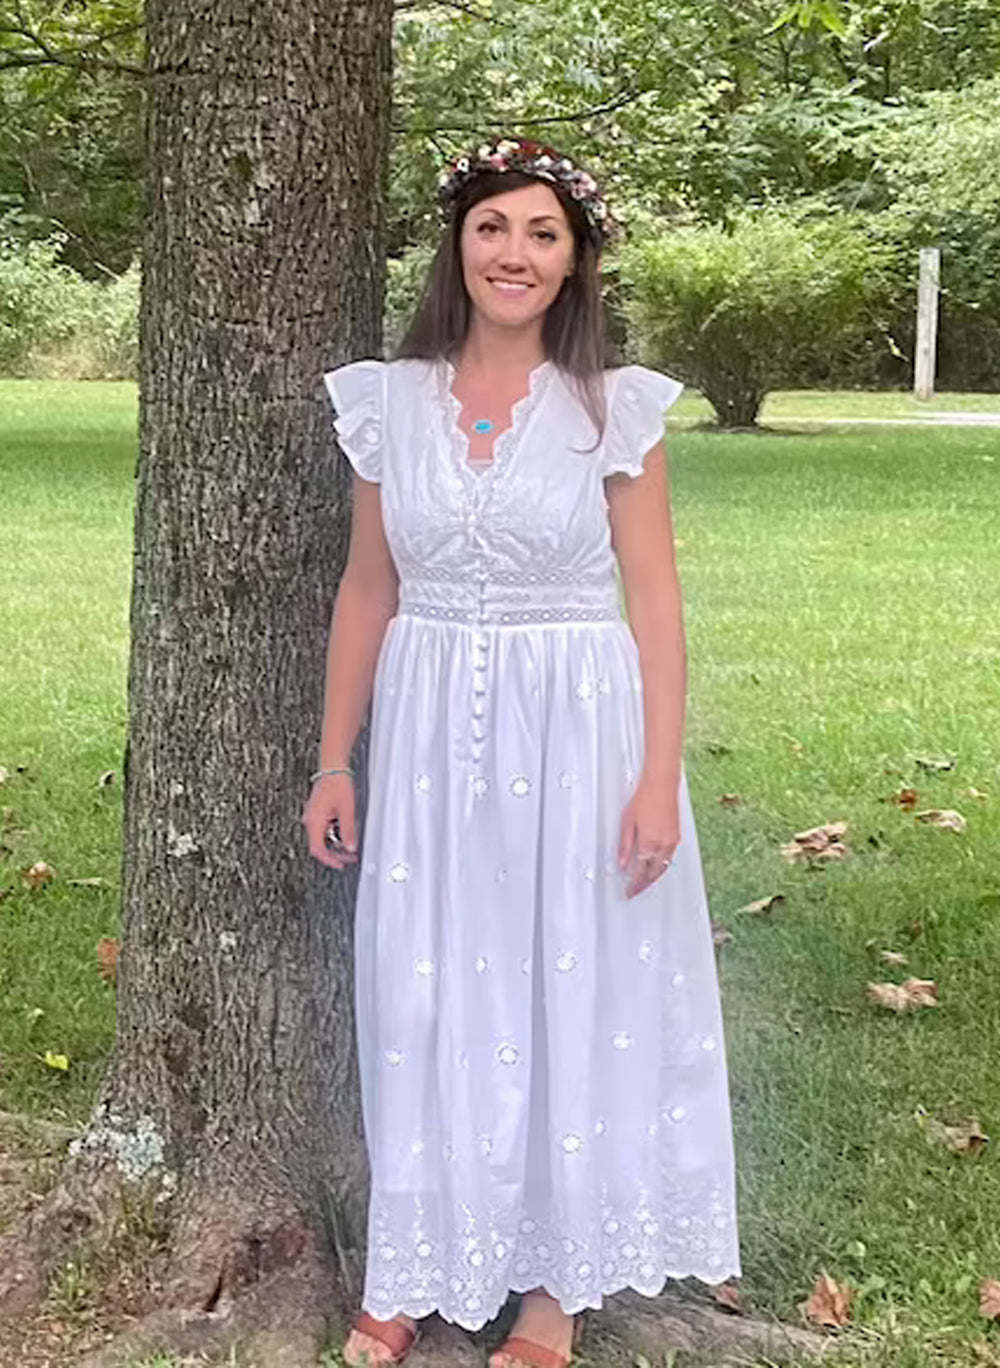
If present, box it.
[437,137,612,248]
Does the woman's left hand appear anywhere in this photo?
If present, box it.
[618,773,681,899]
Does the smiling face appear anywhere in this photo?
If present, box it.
[458,180,576,334]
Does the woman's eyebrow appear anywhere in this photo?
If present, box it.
[476,210,562,225]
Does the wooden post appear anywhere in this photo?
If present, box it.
[914,246,940,401]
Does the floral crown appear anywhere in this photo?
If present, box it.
[437,137,612,248]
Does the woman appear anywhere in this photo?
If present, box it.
[303,137,741,1368]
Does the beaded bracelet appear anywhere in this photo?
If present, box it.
[309,765,355,783]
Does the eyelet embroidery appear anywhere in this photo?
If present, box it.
[342,362,736,1335]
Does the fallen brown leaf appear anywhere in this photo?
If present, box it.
[800,1270,853,1328]
[711,1280,743,1313]
[96,937,119,983]
[736,893,786,916]
[925,1116,989,1156]
[962,787,989,801]
[867,978,939,1013]
[781,821,848,863]
[711,920,733,948]
[889,786,919,810]
[915,754,955,772]
[914,808,966,833]
[22,861,55,889]
[718,793,742,807]
[979,1278,1000,1321]
[98,769,116,787]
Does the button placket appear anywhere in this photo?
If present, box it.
[470,620,489,777]
[469,504,491,782]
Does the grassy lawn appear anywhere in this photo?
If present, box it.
[674,386,1000,425]
[2,379,1000,1366]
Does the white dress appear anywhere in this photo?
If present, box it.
[323,355,741,1332]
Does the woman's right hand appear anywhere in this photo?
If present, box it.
[302,773,359,870]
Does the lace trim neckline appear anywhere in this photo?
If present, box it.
[437,356,555,481]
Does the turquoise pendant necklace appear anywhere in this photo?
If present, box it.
[472,419,494,434]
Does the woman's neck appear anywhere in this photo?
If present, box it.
[457,318,547,376]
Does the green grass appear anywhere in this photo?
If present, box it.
[0,380,135,1120]
[2,380,1000,1366]
[671,420,1000,1359]
[672,386,1000,425]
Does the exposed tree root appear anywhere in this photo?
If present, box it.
[0,1149,842,1368]
[0,1108,79,1148]
[594,1288,839,1365]
[75,1275,331,1368]
[0,1156,123,1317]
[408,1317,482,1368]
[74,1189,340,1368]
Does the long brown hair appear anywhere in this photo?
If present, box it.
[394,166,612,448]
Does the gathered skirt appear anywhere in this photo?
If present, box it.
[353,611,741,1331]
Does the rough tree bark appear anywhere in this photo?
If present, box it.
[0,1,393,1363]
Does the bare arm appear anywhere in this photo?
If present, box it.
[303,472,398,868]
[605,436,686,790]
[317,472,399,771]
[605,438,686,897]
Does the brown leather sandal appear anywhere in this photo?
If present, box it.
[493,1293,578,1368]
[492,1335,572,1368]
[349,1311,420,1364]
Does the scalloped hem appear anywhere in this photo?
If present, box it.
[361,1261,744,1335]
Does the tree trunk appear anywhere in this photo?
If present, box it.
[704,383,765,429]
[0,0,393,1358]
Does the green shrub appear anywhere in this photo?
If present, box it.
[383,242,436,357]
[0,219,139,378]
[620,206,891,426]
[0,228,84,372]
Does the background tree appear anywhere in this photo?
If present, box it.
[0,0,145,274]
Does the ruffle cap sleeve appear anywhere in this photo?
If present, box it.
[603,364,683,479]
[322,359,386,483]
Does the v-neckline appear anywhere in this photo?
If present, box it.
[438,356,555,481]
